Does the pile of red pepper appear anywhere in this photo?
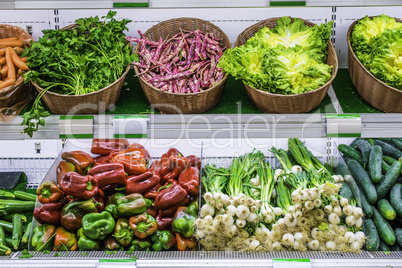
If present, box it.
[32,139,200,252]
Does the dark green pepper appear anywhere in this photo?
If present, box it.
[31,224,56,251]
[61,199,99,230]
[105,193,152,217]
[172,206,197,238]
[128,238,152,252]
[150,230,176,251]
[113,217,134,247]
[82,211,115,240]
[77,228,100,251]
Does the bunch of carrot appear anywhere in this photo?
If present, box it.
[0,37,29,90]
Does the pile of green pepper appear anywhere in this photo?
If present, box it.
[31,139,201,252]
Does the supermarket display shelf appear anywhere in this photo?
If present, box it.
[0,251,401,267]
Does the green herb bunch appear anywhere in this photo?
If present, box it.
[22,10,138,137]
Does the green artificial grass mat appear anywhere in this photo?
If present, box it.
[331,68,381,114]
[22,69,336,115]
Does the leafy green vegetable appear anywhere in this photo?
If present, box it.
[218,16,333,95]
[19,249,33,259]
[351,14,402,90]
[22,10,137,137]
[263,45,332,94]
[351,14,402,63]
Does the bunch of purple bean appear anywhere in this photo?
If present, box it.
[126,30,226,93]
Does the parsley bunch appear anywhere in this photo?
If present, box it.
[22,10,138,137]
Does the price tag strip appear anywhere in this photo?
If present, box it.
[273,258,311,268]
[112,115,148,139]
[59,115,94,139]
[326,114,362,138]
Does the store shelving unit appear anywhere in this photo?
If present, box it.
[0,1,402,267]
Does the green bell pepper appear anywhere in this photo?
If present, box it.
[82,211,115,240]
[77,228,100,251]
[105,193,152,217]
[31,224,56,251]
[172,206,197,238]
[113,217,134,247]
[128,238,152,252]
[150,230,176,251]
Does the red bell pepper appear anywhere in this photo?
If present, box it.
[87,163,126,188]
[156,214,173,231]
[159,155,190,182]
[61,151,94,175]
[92,188,105,212]
[146,203,158,218]
[59,172,98,200]
[144,183,161,200]
[161,148,182,163]
[93,155,110,165]
[111,147,149,175]
[126,169,161,195]
[187,155,201,170]
[56,160,76,185]
[155,184,188,211]
[178,166,200,196]
[53,226,78,251]
[158,197,189,217]
[91,139,129,155]
[149,160,162,174]
[33,202,64,225]
[128,143,151,159]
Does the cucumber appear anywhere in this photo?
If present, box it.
[0,225,5,246]
[0,220,12,233]
[391,242,401,251]
[13,191,37,202]
[376,160,402,199]
[369,145,383,183]
[382,155,398,166]
[374,140,402,159]
[379,240,392,251]
[339,182,353,201]
[377,199,397,220]
[349,138,361,149]
[391,138,402,151]
[347,159,377,204]
[356,139,372,165]
[368,139,375,146]
[359,190,373,217]
[382,160,391,174]
[363,218,380,251]
[390,183,402,217]
[338,144,364,166]
[11,214,22,250]
[395,228,402,247]
[372,207,396,246]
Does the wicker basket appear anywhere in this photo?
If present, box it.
[32,24,130,114]
[347,17,402,113]
[234,17,338,114]
[134,17,232,114]
[0,24,35,120]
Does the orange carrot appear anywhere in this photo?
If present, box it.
[9,47,28,71]
[13,47,24,55]
[0,78,15,89]
[20,57,27,62]
[0,37,17,42]
[0,40,23,48]
[5,48,15,81]
[0,66,7,79]
[0,49,5,57]
[0,57,5,65]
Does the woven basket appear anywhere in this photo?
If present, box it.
[134,17,231,114]
[347,17,402,113]
[32,24,130,114]
[234,17,338,113]
[0,24,35,120]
